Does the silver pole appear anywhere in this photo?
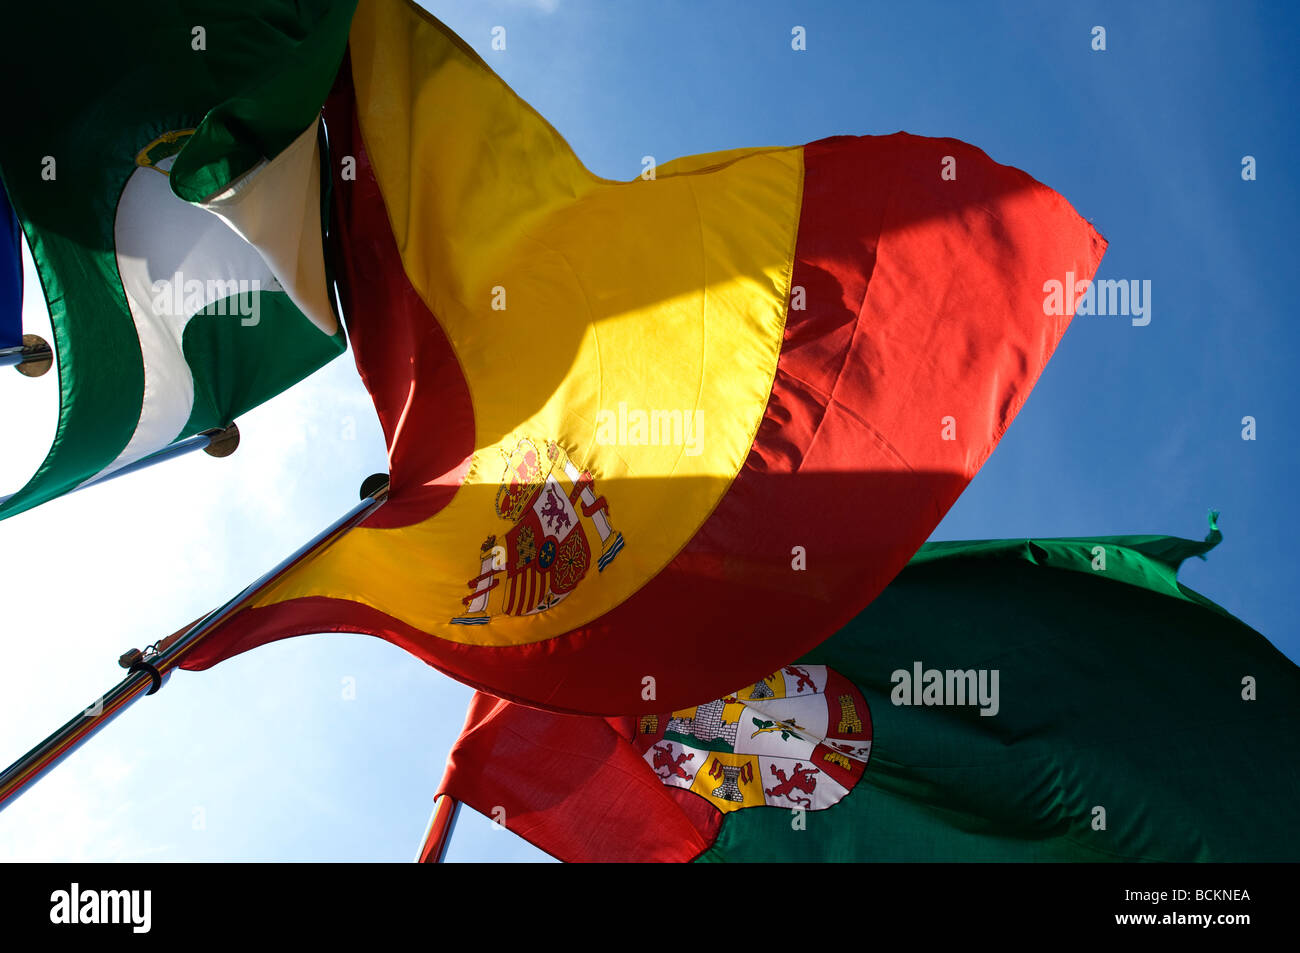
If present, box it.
[0,423,240,509]
[0,345,27,367]
[1,334,52,375]
[0,482,389,809]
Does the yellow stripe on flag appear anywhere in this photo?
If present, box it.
[250,0,805,646]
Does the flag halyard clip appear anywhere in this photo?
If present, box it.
[119,643,165,695]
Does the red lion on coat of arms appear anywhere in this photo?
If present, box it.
[765,762,819,808]
[651,744,695,781]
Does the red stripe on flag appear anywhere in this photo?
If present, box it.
[328,58,476,530]
[436,693,721,862]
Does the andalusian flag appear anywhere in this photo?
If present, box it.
[180,0,1106,714]
[435,523,1300,862]
[0,1,355,519]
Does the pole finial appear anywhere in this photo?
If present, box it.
[202,422,240,458]
[360,472,390,500]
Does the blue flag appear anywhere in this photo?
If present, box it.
[0,182,20,350]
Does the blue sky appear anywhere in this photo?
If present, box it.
[0,0,1296,862]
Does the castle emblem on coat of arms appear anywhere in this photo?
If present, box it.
[632,665,873,813]
[451,438,625,625]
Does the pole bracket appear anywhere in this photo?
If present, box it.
[127,659,165,695]
[127,642,166,695]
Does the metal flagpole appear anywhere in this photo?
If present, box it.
[0,478,390,810]
[416,794,462,863]
[0,334,53,376]
[0,422,241,509]
[1,331,239,509]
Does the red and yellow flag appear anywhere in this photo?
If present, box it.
[181,0,1105,713]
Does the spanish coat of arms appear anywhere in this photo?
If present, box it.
[452,437,625,624]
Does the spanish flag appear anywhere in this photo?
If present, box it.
[182,0,1106,714]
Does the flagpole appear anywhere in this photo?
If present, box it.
[0,479,390,810]
[416,794,461,863]
[0,422,241,509]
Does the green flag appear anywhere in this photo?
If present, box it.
[438,520,1300,862]
[0,1,356,519]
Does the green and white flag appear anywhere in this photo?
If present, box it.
[0,1,356,520]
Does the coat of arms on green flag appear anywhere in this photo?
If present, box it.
[636,665,873,813]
